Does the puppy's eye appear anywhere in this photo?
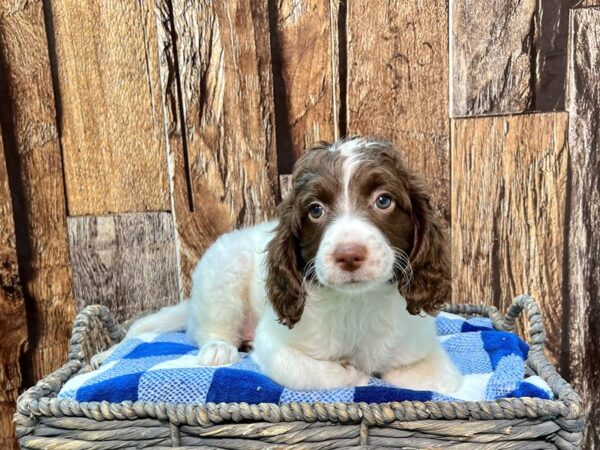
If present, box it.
[308,203,325,220]
[375,194,393,210]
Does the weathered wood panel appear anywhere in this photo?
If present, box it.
[0,0,75,385]
[451,113,568,369]
[451,0,536,116]
[0,134,27,449]
[48,0,170,215]
[270,0,339,172]
[67,213,179,321]
[565,8,600,448]
[347,0,449,220]
[162,0,279,294]
[533,0,572,111]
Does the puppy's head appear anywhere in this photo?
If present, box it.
[266,137,450,328]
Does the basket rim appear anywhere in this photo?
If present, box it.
[14,295,584,437]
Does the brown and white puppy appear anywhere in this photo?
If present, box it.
[125,137,462,392]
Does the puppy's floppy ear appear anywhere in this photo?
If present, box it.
[265,195,306,328]
[399,173,451,316]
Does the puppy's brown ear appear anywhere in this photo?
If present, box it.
[265,197,305,328]
[399,174,451,316]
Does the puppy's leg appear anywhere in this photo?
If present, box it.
[383,346,462,394]
[252,338,369,390]
[188,230,257,366]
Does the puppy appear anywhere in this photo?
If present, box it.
[125,137,462,393]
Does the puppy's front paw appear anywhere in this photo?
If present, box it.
[197,340,240,366]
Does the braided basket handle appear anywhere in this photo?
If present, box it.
[495,295,546,354]
[444,295,546,353]
[68,305,126,363]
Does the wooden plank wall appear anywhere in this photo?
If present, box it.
[67,213,179,322]
[451,113,569,368]
[565,7,600,447]
[167,0,279,295]
[0,0,599,448]
[451,0,600,115]
[45,1,179,323]
[48,1,170,216]
[0,1,76,446]
[0,134,27,450]
[451,0,537,116]
[347,0,450,220]
[270,0,340,171]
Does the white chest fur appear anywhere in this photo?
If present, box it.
[258,283,437,376]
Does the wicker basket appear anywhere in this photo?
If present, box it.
[15,295,584,449]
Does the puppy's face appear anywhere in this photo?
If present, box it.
[294,143,414,291]
[266,137,450,327]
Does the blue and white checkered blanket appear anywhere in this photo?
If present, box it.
[58,312,552,404]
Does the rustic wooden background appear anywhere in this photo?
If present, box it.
[0,0,598,448]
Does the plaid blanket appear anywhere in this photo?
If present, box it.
[58,312,552,404]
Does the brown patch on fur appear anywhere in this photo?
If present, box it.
[265,143,343,327]
[265,138,450,327]
[351,142,451,315]
[265,196,305,328]
[349,152,415,255]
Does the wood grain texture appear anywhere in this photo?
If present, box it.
[67,213,179,321]
[48,0,169,215]
[565,8,600,448]
[0,134,26,449]
[533,0,578,111]
[451,113,568,369]
[451,0,536,116]
[0,0,75,386]
[270,0,339,172]
[347,0,449,220]
[163,0,279,295]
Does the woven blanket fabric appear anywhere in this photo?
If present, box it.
[58,312,552,404]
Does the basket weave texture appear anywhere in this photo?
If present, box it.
[15,295,584,449]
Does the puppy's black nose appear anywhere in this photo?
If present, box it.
[334,244,367,272]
